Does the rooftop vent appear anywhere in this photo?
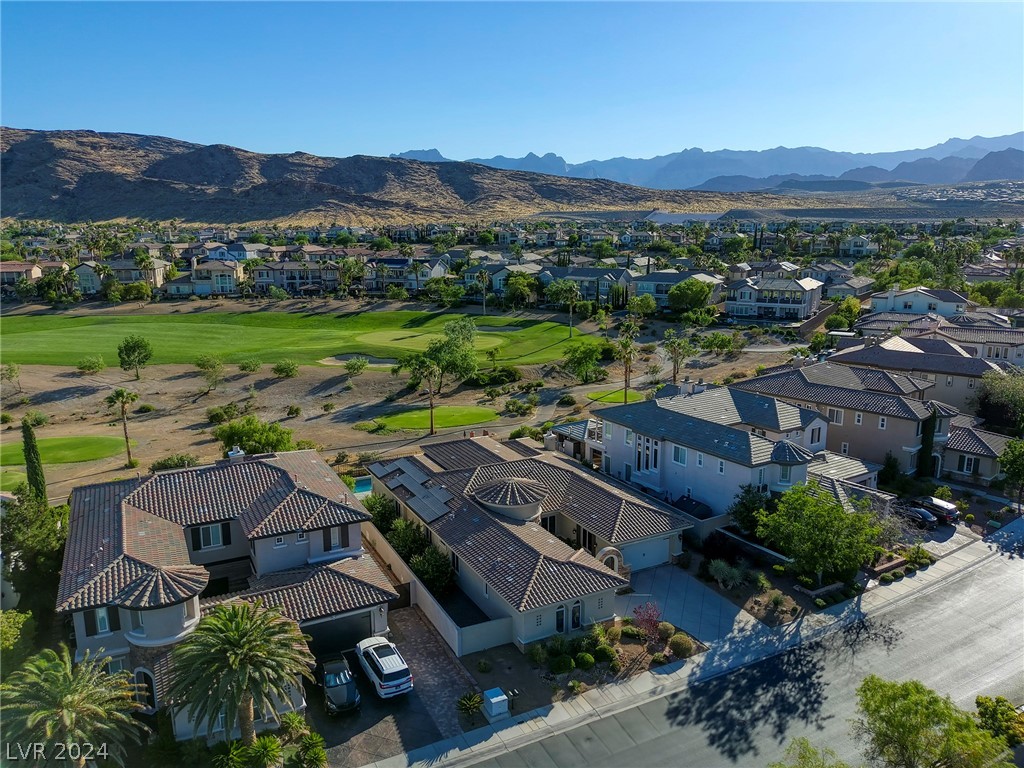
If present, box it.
[228,446,246,461]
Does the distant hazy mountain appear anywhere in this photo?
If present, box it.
[963,148,1024,182]
[389,149,451,163]
[393,132,1024,190]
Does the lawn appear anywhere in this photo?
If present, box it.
[1,469,27,491]
[1,436,129,466]
[0,311,597,366]
[373,406,500,430]
[587,388,645,404]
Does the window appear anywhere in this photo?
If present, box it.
[697,452,704,468]
[130,610,144,632]
[325,525,349,551]
[213,711,227,733]
[571,600,582,630]
[718,460,725,475]
[879,416,887,430]
[927,302,938,311]
[555,605,566,633]
[946,376,954,387]
[855,412,863,426]
[597,597,604,611]
[199,523,223,549]
[424,528,433,544]
[673,445,687,466]
[274,536,286,548]
[183,599,196,622]
[841,442,849,455]
[625,429,634,446]
[636,435,659,472]
[84,606,119,637]
[957,455,976,473]
[827,408,844,426]
[535,614,543,627]
[757,468,765,487]
[903,301,913,309]
[451,552,460,573]
[541,516,556,533]
[780,465,792,484]
[579,528,597,554]
[134,670,156,710]
[810,427,821,444]
[106,657,127,675]
[296,530,306,542]
[968,378,975,389]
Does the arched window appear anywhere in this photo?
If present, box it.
[571,600,582,630]
[604,556,616,570]
[134,669,156,710]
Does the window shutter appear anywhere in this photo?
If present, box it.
[84,610,97,637]
[221,522,232,546]
[340,525,350,549]
[108,608,121,632]
[191,527,202,551]
[323,528,331,551]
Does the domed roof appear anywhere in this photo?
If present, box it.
[472,477,549,508]
[770,440,814,466]
[115,565,210,610]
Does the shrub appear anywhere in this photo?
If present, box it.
[509,426,544,441]
[904,563,917,574]
[593,644,616,663]
[814,598,827,609]
[588,623,606,645]
[137,403,156,414]
[279,711,309,743]
[657,621,676,641]
[287,404,302,418]
[569,635,594,656]
[891,569,905,579]
[964,513,975,523]
[206,403,240,424]
[238,357,262,373]
[621,625,646,640]
[457,691,483,722]
[549,654,575,675]
[299,732,326,757]
[708,559,743,590]
[340,474,356,491]
[527,643,548,666]
[22,410,48,427]
[651,652,668,665]
[77,355,106,373]
[609,659,622,674]
[301,746,329,768]
[557,394,577,406]
[668,633,694,658]
[476,659,492,673]
[772,564,786,575]
[150,453,200,472]
[273,360,299,378]
[467,365,521,387]
[755,572,772,593]
[546,635,568,657]
[575,652,595,670]
[797,575,815,589]
[879,573,894,584]
[770,593,786,611]
[322,402,336,413]
[568,679,584,695]
[504,398,534,416]
[606,626,622,645]
[0,413,10,424]
[247,734,283,768]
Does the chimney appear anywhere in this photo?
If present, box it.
[693,378,706,394]
[227,445,246,461]
[887,285,897,310]
[791,353,804,369]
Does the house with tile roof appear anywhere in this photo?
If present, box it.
[0,261,43,288]
[911,324,1024,364]
[57,450,397,741]
[725,276,823,320]
[731,361,960,474]
[942,425,1011,486]
[597,385,822,519]
[537,266,632,303]
[631,271,724,309]
[369,437,693,649]
[869,286,972,316]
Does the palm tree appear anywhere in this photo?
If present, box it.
[1,644,148,768]
[545,278,583,338]
[411,260,428,295]
[615,336,639,404]
[105,388,139,467]
[167,600,314,747]
[476,269,491,315]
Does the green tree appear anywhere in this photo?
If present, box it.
[105,388,139,466]
[392,354,442,435]
[0,486,68,627]
[758,482,880,586]
[854,675,1012,768]
[998,439,1024,510]
[627,293,657,320]
[477,231,495,247]
[2,362,22,393]
[981,370,1024,431]
[272,360,299,378]
[768,738,858,768]
[410,545,455,596]
[546,278,583,338]
[1,644,148,767]
[369,236,394,252]
[668,278,713,314]
[149,453,200,472]
[117,334,153,380]
[386,518,428,561]
[562,342,603,384]
[728,484,771,535]
[615,336,640,404]
[662,328,695,385]
[0,609,37,680]
[194,354,225,392]
[504,272,535,309]
[168,601,314,747]
[21,417,47,501]
[975,695,1024,748]
[211,416,294,456]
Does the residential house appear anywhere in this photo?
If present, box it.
[704,232,746,252]
[581,230,616,246]
[56,450,397,742]
[106,258,170,289]
[731,361,958,475]
[631,271,724,309]
[869,286,972,316]
[496,229,526,248]
[619,231,655,249]
[224,242,270,261]
[748,261,800,279]
[827,276,876,299]
[537,266,632,303]
[0,261,42,288]
[839,235,880,258]
[942,424,1011,486]
[369,437,692,647]
[191,260,246,296]
[912,325,1024,364]
[725,277,823,320]
[364,256,448,294]
[962,263,1012,284]
[596,384,825,519]
[827,336,1004,412]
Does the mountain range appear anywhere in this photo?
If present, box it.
[392,133,1024,190]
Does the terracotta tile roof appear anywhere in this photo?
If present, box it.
[201,555,398,623]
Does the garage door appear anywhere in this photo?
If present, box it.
[621,537,670,571]
[302,612,373,658]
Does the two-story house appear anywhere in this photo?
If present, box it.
[537,266,632,303]
[869,286,972,316]
[630,271,724,309]
[913,325,1024,364]
[725,276,823,320]
[190,259,246,296]
[839,235,880,258]
[0,261,43,288]
[56,450,397,742]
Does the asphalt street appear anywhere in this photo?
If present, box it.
[470,549,1024,768]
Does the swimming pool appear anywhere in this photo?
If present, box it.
[354,476,372,494]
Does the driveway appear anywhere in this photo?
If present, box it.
[616,565,760,644]
[306,607,475,768]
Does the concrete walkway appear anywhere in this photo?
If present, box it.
[616,565,760,644]
[357,516,1024,768]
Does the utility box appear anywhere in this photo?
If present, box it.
[482,687,509,722]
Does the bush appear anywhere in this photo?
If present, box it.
[287,404,302,418]
[301,746,329,768]
[22,410,48,427]
[504,398,533,416]
[0,413,10,424]
[77,355,106,373]
[755,571,772,593]
[299,732,326,757]
[273,360,299,378]
[457,691,483,722]
[136,403,156,413]
[549,654,575,675]
[609,659,622,674]
[476,659,492,673]
[651,652,668,664]
[238,357,262,373]
[879,573,894,584]
[904,563,917,574]
[814,598,827,609]
[933,485,953,501]
[150,453,200,472]
[593,644,616,663]
[657,621,676,641]
[527,643,548,666]
[466,365,521,387]
[892,569,905,579]
[621,625,646,640]
[770,593,786,611]
[668,633,694,658]
[606,626,622,645]
[557,394,577,406]
[568,679,584,695]
[206,402,240,424]
[509,426,544,441]
[279,711,309,743]
[247,734,283,768]
[546,635,568,657]
[797,575,815,589]
[344,356,369,376]
[575,652,595,670]
[964,513,975,523]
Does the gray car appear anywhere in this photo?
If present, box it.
[316,657,360,714]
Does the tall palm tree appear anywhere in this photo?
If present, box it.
[1,644,148,768]
[615,336,639,404]
[105,388,139,467]
[168,601,314,746]
[476,269,490,315]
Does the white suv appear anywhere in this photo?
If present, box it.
[355,637,414,699]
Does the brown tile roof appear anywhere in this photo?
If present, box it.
[201,555,398,622]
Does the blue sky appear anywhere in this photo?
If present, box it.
[2,2,1022,163]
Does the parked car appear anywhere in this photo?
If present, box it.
[915,496,959,525]
[315,657,360,714]
[895,505,938,530]
[355,637,414,699]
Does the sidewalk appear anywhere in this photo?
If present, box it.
[360,517,1024,768]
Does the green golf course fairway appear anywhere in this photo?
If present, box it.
[1,470,27,492]
[587,388,645,404]
[0,311,593,366]
[374,406,500,430]
[1,436,130,466]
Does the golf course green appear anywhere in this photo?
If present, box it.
[372,406,500,431]
[1,470,27,492]
[587,388,645,404]
[0,311,596,367]
[1,436,129,466]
